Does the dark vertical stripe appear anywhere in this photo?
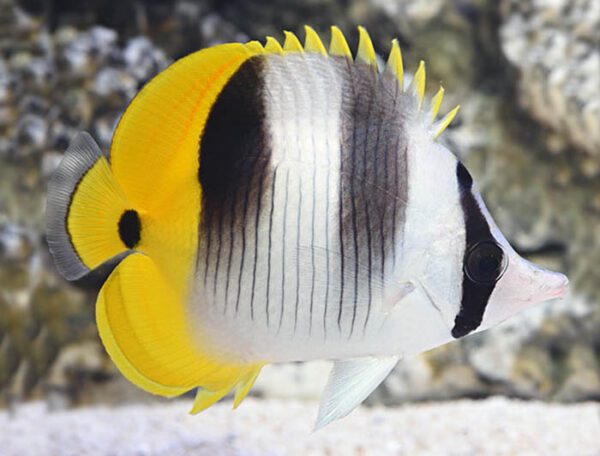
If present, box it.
[294,175,302,332]
[324,166,331,338]
[349,153,359,338]
[309,168,316,335]
[278,169,290,332]
[249,166,265,320]
[203,218,212,287]
[266,166,278,327]
[337,149,345,332]
[213,210,223,296]
[198,56,270,317]
[332,57,409,337]
[391,137,399,267]
[224,192,237,314]
[235,174,251,314]
[380,138,389,288]
[361,76,376,335]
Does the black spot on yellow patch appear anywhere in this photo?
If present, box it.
[118,209,141,249]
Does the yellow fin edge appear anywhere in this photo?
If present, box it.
[96,277,190,398]
[264,36,283,54]
[189,364,264,414]
[433,105,461,139]
[283,31,304,52]
[97,253,263,402]
[357,26,376,65]
[255,26,460,138]
[329,25,351,58]
[304,25,327,55]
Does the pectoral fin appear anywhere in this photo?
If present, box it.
[315,356,399,430]
[382,281,415,314]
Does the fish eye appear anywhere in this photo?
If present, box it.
[465,241,507,284]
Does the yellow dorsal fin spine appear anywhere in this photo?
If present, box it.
[430,86,445,122]
[245,40,264,54]
[232,365,263,409]
[433,105,461,139]
[386,39,404,91]
[304,25,327,55]
[283,31,304,52]
[329,25,352,58]
[356,26,376,66]
[264,36,284,54]
[411,60,426,110]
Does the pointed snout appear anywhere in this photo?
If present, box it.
[481,254,569,329]
[511,256,569,303]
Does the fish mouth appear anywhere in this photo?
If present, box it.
[519,259,569,303]
[541,272,569,300]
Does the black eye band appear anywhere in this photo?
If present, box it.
[464,241,507,284]
[452,161,501,339]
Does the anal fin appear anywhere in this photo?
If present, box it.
[189,364,263,414]
[96,252,261,399]
[315,357,399,430]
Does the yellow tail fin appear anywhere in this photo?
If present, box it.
[46,132,134,280]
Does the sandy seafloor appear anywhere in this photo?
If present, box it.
[1,397,599,456]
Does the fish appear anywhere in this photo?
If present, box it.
[45,25,569,429]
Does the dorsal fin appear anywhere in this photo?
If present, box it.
[245,40,264,54]
[410,60,426,110]
[264,36,284,54]
[283,31,304,52]
[256,26,460,139]
[356,26,376,66]
[430,86,445,122]
[433,105,461,139]
[385,39,404,91]
[253,25,458,139]
[329,25,352,58]
[304,25,327,55]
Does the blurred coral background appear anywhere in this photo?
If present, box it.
[0,0,598,454]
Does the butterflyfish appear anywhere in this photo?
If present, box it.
[46,26,568,429]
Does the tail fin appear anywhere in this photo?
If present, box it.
[46,132,134,280]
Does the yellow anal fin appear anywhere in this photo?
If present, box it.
[189,364,263,414]
[96,252,258,397]
[233,365,262,409]
[190,385,234,414]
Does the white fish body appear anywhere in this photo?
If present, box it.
[46,26,568,429]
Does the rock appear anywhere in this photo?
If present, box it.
[555,345,600,401]
[499,0,600,159]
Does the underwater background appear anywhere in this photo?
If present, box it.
[0,0,598,454]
